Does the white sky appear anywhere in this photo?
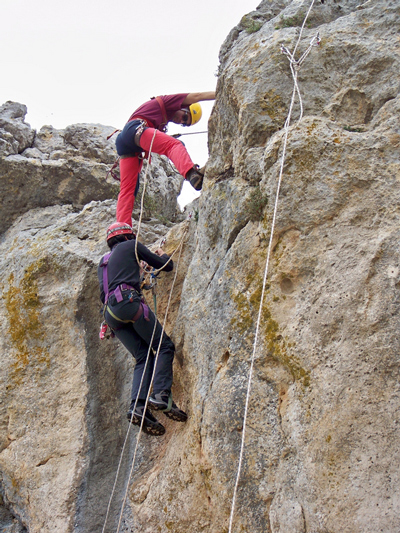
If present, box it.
[1,0,260,166]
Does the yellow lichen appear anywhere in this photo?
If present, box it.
[5,258,50,386]
[260,90,286,120]
[230,292,254,334]
[231,270,310,387]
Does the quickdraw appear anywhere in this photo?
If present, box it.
[106,157,121,182]
[139,237,167,314]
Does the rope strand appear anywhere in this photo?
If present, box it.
[102,128,189,533]
[116,224,188,533]
[135,129,158,266]
[228,3,318,531]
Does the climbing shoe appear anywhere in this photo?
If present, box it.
[127,404,166,436]
[186,165,204,191]
[148,391,188,422]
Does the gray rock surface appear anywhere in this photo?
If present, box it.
[0,1,400,532]
[0,102,35,157]
[0,200,177,533]
[0,104,183,233]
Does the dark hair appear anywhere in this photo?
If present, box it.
[107,233,135,249]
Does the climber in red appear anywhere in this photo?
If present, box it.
[115,91,216,226]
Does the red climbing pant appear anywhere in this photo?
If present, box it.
[116,128,194,226]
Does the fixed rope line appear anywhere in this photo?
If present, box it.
[102,128,189,533]
[134,129,189,273]
[135,128,158,266]
[227,2,319,532]
[101,317,158,533]
[102,129,160,533]
[102,221,189,533]
[116,223,188,533]
[281,31,320,125]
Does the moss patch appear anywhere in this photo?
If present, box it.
[5,259,50,386]
[243,188,269,222]
[231,271,310,387]
[261,307,310,387]
[230,291,254,335]
[241,14,263,34]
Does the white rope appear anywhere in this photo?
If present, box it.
[101,224,189,533]
[281,31,320,125]
[115,223,188,533]
[133,129,185,274]
[135,129,158,266]
[101,319,158,533]
[228,3,319,532]
[102,128,189,533]
[102,128,160,533]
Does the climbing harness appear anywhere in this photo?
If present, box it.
[228,3,320,533]
[106,119,148,182]
[98,249,150,341]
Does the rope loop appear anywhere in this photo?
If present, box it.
[228,2,319,532]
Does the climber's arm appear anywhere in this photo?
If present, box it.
[182,92,216,105]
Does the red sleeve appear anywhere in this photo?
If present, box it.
[128,93,189,129]
[161,94,189,121]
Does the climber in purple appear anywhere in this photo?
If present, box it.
[98,222,187,436]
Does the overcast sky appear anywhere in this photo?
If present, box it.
[1,0,260,166]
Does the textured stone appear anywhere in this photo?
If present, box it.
[0,200,177,533]
[1,1,400,532]
[128,1,400,532]
[0,113,183,233]
[0,102,35,157]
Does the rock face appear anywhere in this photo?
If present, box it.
[0,201,178,533]
[0,105,183,533]
[1,1,400,532]
[0,102,183,233]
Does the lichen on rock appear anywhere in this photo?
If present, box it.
[0,1,400,532]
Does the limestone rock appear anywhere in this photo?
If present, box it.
[0,102,35,157]
[0,112,183,233]
[0,200,176,533]
[126,1,400,532]
[1,1,400,532]
[132,156,185,225]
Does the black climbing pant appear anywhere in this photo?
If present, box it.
[105,291,175,402]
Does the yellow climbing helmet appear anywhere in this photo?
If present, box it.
[189,103,202,125]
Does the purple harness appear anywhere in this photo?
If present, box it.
[100,252,149,322]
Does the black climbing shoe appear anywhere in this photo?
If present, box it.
[148,391,188,422]
[127,404,166,436]
[186,165,204,191]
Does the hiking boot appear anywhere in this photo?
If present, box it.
[148,391,188,422]
[127,404,166,436]
[186,165,204,191]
